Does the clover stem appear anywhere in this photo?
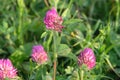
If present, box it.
[81,70,84,80]
[53,31,58,80]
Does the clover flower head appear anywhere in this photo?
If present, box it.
[78,48,96,70]
[31,45,48,65]
[0,59,17,79]
[44,7,64,32]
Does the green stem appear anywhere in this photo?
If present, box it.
[101,75,114,80]
[44,0,49,7]
[53,60,57,80]
[47,31,53,51]
[115,0,119,32]
[53,31,57,59]
[105,58,120,77]
[53,31,58,80]
[17,0,24,44]
[81,70,84,80]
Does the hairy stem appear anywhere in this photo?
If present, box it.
[53,31,57,80]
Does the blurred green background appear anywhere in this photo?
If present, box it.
[0,0,120,80]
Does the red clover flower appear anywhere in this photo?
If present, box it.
[0,59,17,79]
[44,7,64,32]
[31,45,48,65]
[78,48,96,70]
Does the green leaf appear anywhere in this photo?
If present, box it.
[62,8,70,19]
[64,19,83,25]
[65,66,74,74]
[57,44,77,61]
[115,68,120,74]
[7,27,15,33]
[9,43,33,67]
[57,44,71,55]
[41,31,47,38]
[68,69,79,80]
[0,49,6,54]
[45,74,52,80]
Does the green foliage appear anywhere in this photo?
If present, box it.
[0,0,120,80]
